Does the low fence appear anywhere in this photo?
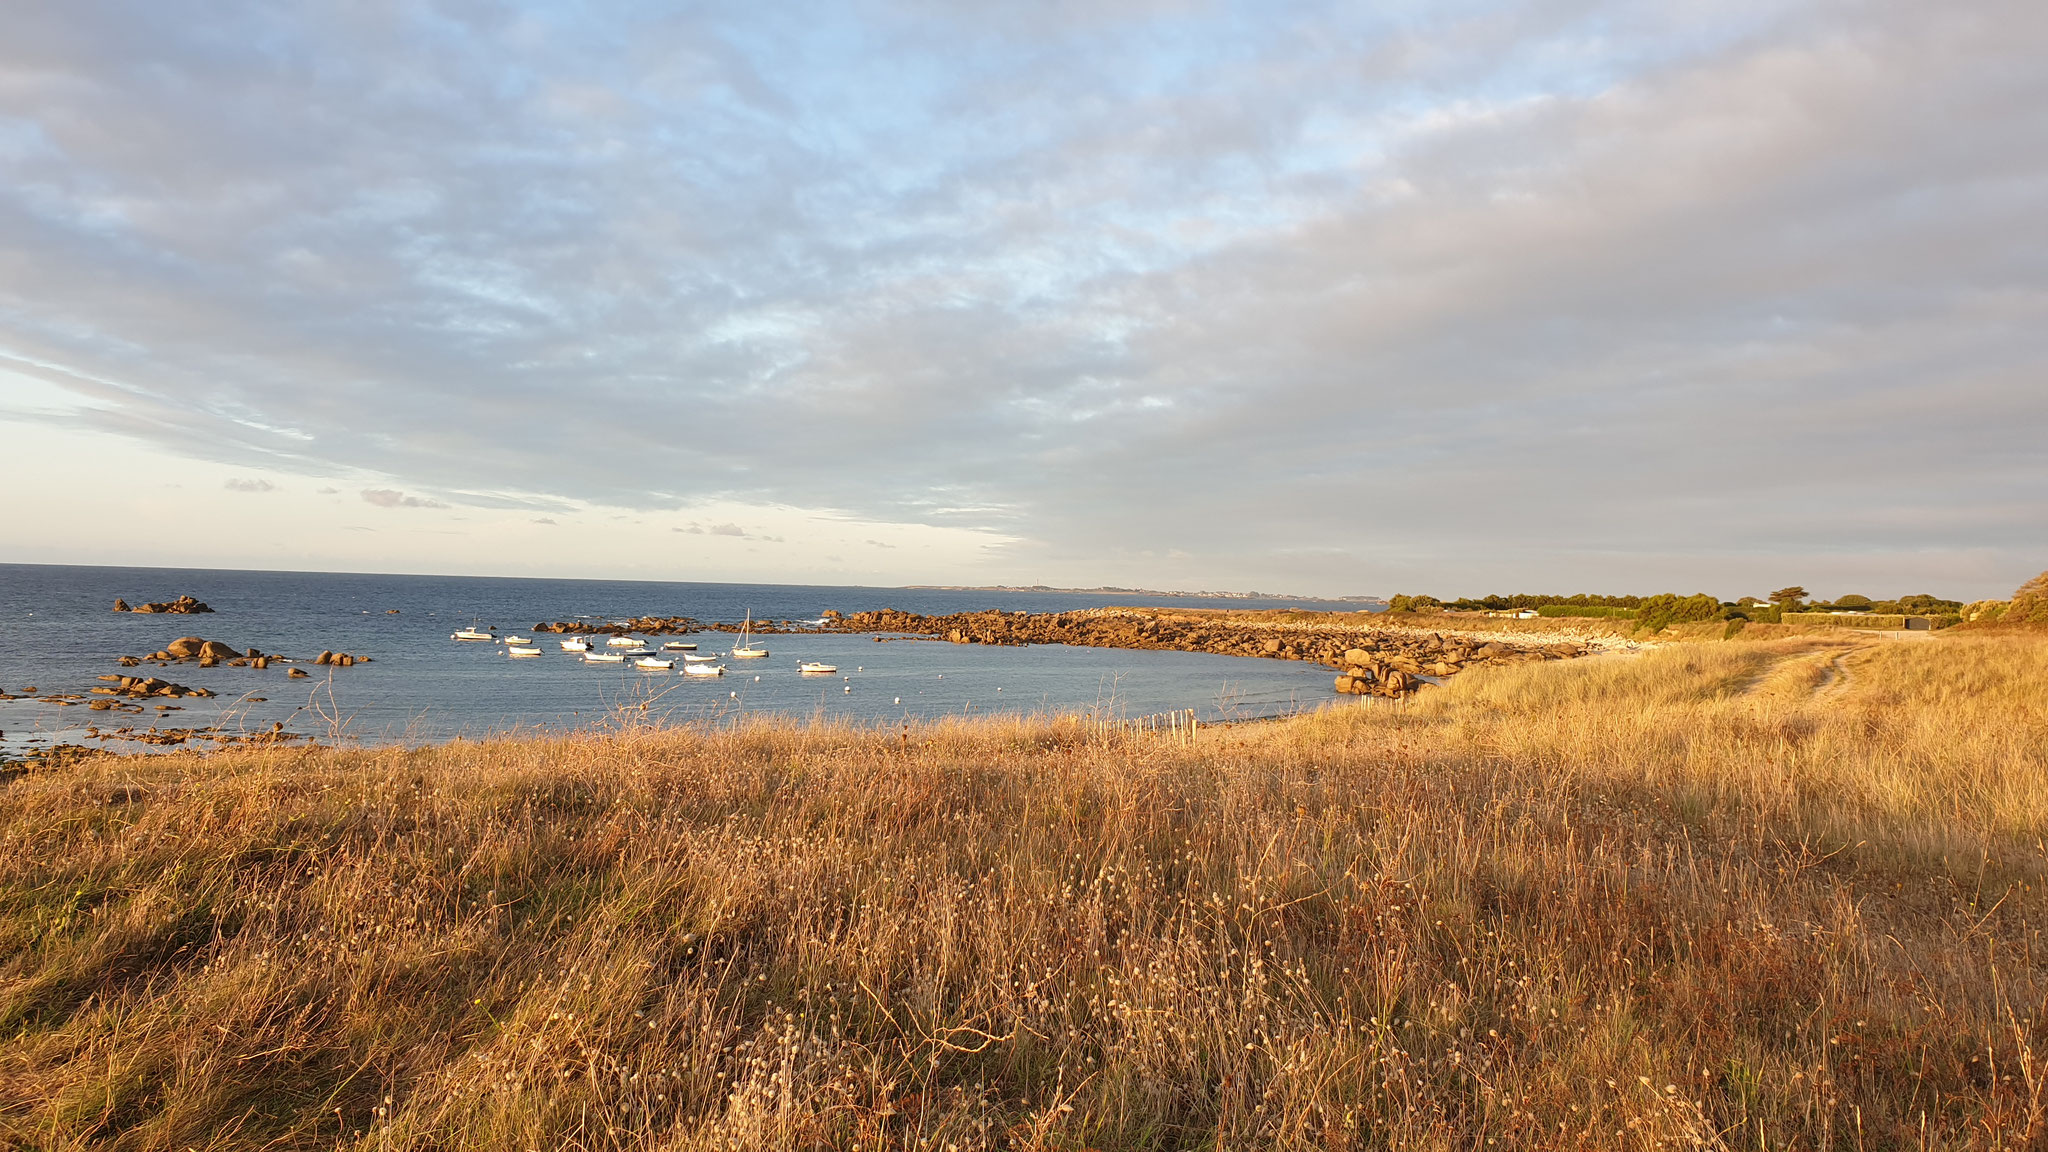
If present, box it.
[1090,708,1202,745]
[1781,612,1910,630]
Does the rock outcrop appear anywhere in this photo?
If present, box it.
[128,638,352,669]
[92,674,215,700]
[118,595,212,614]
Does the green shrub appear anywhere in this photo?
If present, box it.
[1536,605,1638,618]
[1633,593,1723,633]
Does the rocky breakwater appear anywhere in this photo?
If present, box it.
[534,615,702,636]
[822,607,1585,696]
[113,595,212,614]
[532,615,815,635]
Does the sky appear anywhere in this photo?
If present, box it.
[1,0,2043,600]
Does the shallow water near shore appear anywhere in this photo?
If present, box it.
[0,564,1363,755]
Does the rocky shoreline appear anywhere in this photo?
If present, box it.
[523,606,1597,697]
[813,607,1587,696]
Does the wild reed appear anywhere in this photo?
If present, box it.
[2,634,2043,1149]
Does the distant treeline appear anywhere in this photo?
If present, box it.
[1441,594,1646,610]
[1386,590,1967,633]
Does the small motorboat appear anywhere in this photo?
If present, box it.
[507,646,542,658]
[560,639,590,652]
[584,652,626,663]
[798,662,838,674]
[683,662,725,677]
[505,635,531,645]
[617,647,652,656]
[682,653,719,663]
[606,636,642,647]
[452,628,493,641]
[635,656,674,670]
[661,641,698,651]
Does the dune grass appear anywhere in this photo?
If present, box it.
[2,634,2045,1149]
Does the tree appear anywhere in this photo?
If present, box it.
[1769,586,1808,607]
[1834,594,1872,610]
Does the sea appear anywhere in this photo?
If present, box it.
[0,564,1376,756]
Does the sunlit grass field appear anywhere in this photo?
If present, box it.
[4,633,2045,1149]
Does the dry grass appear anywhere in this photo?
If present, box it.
[3,634,2046,1150]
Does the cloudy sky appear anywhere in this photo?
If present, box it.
[1,0,2042,599]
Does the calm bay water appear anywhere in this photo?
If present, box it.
[0,565,1370,754]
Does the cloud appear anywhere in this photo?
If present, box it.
[223,477,274,492]
[708,523,747,537]
[316,486,339,495]
[362,489,447,509]
[532,517,556,525]
[0,1,2043,595]
[865,539,896,549]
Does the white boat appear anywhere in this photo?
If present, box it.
[452,628,493,641]
[560,639,590,652]
[683,662,725,676]
[606,636,642,647]
[505,635,531,645]
[661,641,698,651]
[731,610,769,658]
[798,662,838,674]
[635,656,674,670]
[683,652,719,663]
[584,652,626,663]
[508,646,542,658]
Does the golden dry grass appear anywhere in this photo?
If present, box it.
[3,634,2045,1150]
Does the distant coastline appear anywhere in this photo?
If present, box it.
[901,583,1384,604]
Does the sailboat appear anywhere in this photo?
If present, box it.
[730,610,769,658]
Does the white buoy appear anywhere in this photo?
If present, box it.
[894,697,900,704]
[754,675,760,682]
[844,684,851,693]
[730,691,737,698]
